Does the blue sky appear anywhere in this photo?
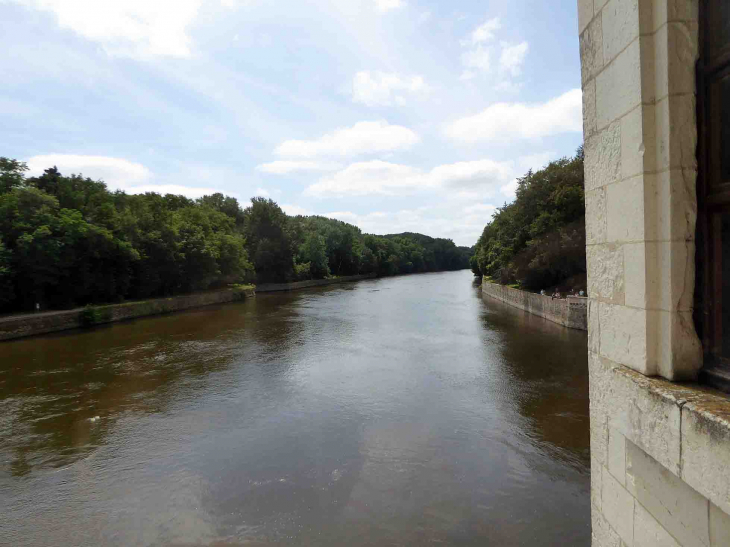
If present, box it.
[1,0,583,246]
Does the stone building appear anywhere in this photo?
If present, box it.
[578,0,730,545]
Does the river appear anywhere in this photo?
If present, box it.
[0,270,590,546]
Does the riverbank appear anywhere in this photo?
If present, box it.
[481,277,587,330]
[0,273,380,341]
[256,273,376,292]
[0,287,255,342]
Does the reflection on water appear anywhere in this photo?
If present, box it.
[0,270,589,546]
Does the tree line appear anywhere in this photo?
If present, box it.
[0,158,471,312]
[470,148,586,291]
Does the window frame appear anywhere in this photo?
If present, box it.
[696,0,730,391]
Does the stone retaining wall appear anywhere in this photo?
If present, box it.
[256,273,376,292]
[481,279,587,330]
[0,288,254,342]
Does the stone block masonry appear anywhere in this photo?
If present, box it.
[481,279,587,331]
[576,1,730,544]
[590,354,730,547]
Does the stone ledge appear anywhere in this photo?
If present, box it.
[597,357,730,515]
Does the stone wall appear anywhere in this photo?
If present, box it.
[256,273,376,292]
[590,354,730,547]
[481,280,587,330]
[0,288,254,342]
[578,0,730,545]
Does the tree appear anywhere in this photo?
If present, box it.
[0,241,14,308]
[297,233,329,279]
[470,148,586,290]
[0,158,28,194]
[243,197,294,283]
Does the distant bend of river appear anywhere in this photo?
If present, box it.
[0,270,590,546]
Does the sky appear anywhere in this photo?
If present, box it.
[0,0,583,246]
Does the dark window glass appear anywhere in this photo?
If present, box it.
[698,1,730,390]
[721,214,730,358]
[723,78,730,184]
[708,0,730,63]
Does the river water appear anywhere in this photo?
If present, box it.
[0,270,590,546]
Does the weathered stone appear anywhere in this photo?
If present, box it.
[598,303,649,374]
[585,187,607,244]
[654,93,698,172]
[634,502,681,547]
[581,14,605,85]
[681,402,730,516]
[583,78,598,138]
[587,244,625,303]
[623,242,647,309]
[644,168,697,243]
[592,502,624,547]
[652,0,699,34]
[620,105,648,179]
[585,121,621,191]
[602,466,635,545]
[710,503,730,547]
[589,301,601,354]
[596,39,642,127]
[626,438,710,547]
[608,428,626,485]
[607,175,645,242]
[653,22,698,100]
[594,0,611,14]
[598,359,684,472]
[578,0,595,34]
[601,0,640,64]
[655,309,702,381]
[592,456,604,511]
[639,33,657,104]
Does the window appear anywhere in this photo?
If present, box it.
[697,0,730,390]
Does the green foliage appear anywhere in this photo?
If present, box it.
[243,197,294,283]
[0,161,254,312]
[0,241,14,307]
[471,149,586,290]
[0,158,28,194]
[0,157,470,313]
[79,305,112,327]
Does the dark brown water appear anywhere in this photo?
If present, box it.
[0,270,590,546]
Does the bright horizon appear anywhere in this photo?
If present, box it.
[1,0,583,246]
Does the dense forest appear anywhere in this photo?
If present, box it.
[470,148,586,291]
[0,157,470,313]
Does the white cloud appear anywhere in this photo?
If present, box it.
[256,160,342,174]
[462,18,501,46]
[460,47,490,80]
[120,184,223,198]
[274,121,419,158]
[320,206,493,246]
[254,187,270,197]
[351,71,428,107]
[459,18,500,79]
[374,0,405,13]
[306,161,423,197]
[26,154,151,187]
[24,154,223,199]
[499,41,529,77]
[445,89,583,144]
[281,204,314,216]
[305,158,517,197]
[458,19,529,87]
[9,0,202,58]
[464,203,497,215]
